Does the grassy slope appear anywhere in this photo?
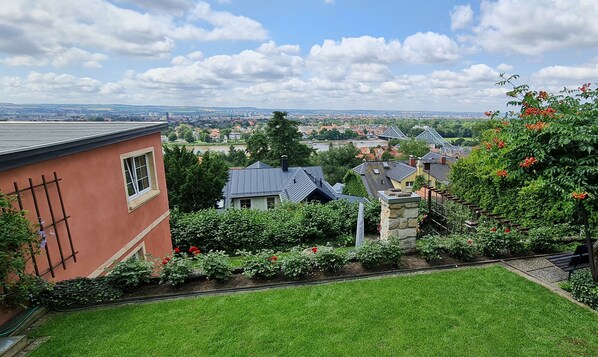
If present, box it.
[30,266,598,356]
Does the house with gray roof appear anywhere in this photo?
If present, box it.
[0,121,172,305]
[351,160,419,197]
[223,156,340,210]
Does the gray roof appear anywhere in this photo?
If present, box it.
[0,121,167,171]
[332,182,344,193]
[245,161,272,169]
[426,163,451,183]
[352,161,417,197]
[223,165,337,207]
[421,151,457,164]
[337,194,370,204]
[378,126,407,140]
[385,162,416,182]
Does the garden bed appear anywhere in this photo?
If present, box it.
[112,254,506,303]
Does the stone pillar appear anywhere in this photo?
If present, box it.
[379,189,421,253]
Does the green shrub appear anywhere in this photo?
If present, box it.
[416,235,445,263]
[106,258,154,290]
[445,235,478,261]
[160,255,193,286]
[242,251,279,279]
[569,269,598,310]
[170,201,382,254]
[313,246,348,273]
[475,228,507,257]
[527,224,575,253]
[280,249,315,279]
[40,277,123,309]
[201,251,232,282]
[357,239,402,269]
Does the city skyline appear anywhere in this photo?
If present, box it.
[1,0,597,112]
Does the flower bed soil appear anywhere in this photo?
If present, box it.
[121,254,480,300]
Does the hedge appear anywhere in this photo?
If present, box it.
[170,200,381,254]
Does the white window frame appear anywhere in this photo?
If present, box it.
[239,198,252,209]
[405,181,414,188]
[267,197,276,210]
[121,148,160,211]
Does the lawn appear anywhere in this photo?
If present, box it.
[29,265,598,356]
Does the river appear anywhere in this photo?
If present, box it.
[190,139,389,154]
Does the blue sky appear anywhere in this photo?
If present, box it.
[1,0,597,111]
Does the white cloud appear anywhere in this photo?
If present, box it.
[534,63,598,81]
[401,32,460,63]
[469,0,598,55]
[450,4,474,31]
[0,0,267,67]
[496,63,513,72]
[309,34,459,65]
[2,71,124,100]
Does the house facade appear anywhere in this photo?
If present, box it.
[0,122,172,293]
[351,153,456,198]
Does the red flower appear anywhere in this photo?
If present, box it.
[491,227,497,232]
[519,156,537,168]
[174,247,181,253]
[164,257,171,261]
[484,111,493,117]
[189,246,199,253]
[497,141,505,149]
[162,259,169,265]
[466,239,473,245]
[501,121,510,126]
[538,91,548,100]
[484,142,493,150]
[572,191,588,200]
[505,228,511,233]
[525,121,547,130]
[496,169,508,177]
[312,247,318,253]
[580,83,591,93]
[269,256,278,261]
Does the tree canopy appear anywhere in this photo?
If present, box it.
[163,146,229,212]
[246,111,313,167]
[396,138,430,159]
[311,143,362,184]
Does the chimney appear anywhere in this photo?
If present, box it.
[440,156,446,165]
[281,155,288,172]
[408,155,416,167]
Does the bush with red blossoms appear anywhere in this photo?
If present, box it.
[450,74,597,229]
[242,250,280,279]
[159,254,194,286]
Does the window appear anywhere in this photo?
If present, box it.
[267,197,276,210]
[124,154,151,198]
[405,181,414,188]
[240,198,251,209]
[121,148,159,211]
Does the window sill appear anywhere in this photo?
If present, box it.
[128,189,160,212]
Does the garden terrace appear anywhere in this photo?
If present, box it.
[26,266,598,356]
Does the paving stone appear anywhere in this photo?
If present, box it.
[507,258,556,272]
[527,266,569,283]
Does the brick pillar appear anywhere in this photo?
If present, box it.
[379,189,421,253]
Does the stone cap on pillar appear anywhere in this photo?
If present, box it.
[378,189,421,204]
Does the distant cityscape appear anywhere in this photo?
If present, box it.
[0,103,484,123]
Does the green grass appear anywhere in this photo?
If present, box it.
[29,266,598,356]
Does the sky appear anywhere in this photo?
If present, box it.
[1,0,597,112]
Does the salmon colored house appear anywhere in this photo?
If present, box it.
[0,122,172,323]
